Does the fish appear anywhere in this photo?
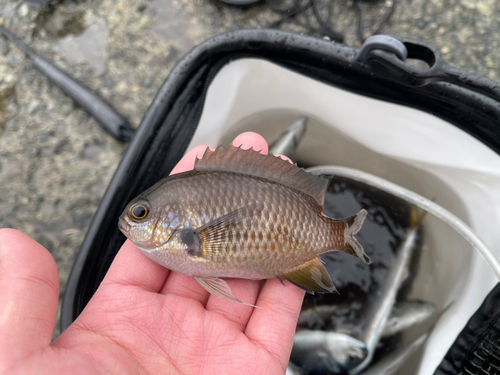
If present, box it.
[350,206,426,374]
[269,116,308,160]
[291,300,433,373]
[0,26,134,142]
[298,300,436,337]
[382,300,436,338]
[119,144,370,305]
[291,329,368,373]
[359,333,428,375]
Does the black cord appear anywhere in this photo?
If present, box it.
[372,0,397,36]
[266,0,303,15]
[265,0,396,45]
[354,0,365,43]
[311,0,344,41]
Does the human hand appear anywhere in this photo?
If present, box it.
[0,132,304,375]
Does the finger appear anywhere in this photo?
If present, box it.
[232,132,268,154]
[101,240,169,293]
[160,272,210,305]
[0,229,59,363]
[245,279,305,370]
[205,279,262,331]
[170,145,214,175]
[275,154,292,163]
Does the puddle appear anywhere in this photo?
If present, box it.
[35,6,86,39]
[52,11,110,76]
[149,0,207,55]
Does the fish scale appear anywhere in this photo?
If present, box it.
[119,145,370,305]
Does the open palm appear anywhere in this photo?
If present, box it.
[0,133,304,375]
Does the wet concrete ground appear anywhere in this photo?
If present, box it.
[0,0,498,338]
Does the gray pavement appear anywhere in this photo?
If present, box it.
[0,0,498,338]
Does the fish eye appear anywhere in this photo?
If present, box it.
[129,201,150,221]
[346,350,363,366]
[347,354,357,364]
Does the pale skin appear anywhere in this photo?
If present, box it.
[0,132,305,375]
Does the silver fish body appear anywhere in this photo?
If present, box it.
[269,116,308,160]
[382,300,436,338]
[291,329,368,374]
[298,300,436,338]
[351,208,426,374]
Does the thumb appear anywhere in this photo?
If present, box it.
[0,229,60,367]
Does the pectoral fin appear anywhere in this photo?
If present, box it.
[194,277,257,307]
[196,204,262,258]
[279,257,338,294]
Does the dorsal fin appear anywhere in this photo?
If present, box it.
[195,145,331,206]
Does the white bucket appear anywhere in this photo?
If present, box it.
[185,58,500,374]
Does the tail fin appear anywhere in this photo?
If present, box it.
[342,209,371,264]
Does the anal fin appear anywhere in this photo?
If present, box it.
[279,257,338,294]
[194,277,257,307]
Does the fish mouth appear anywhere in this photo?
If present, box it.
[118,217,131,234]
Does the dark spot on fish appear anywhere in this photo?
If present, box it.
[181,229,195,245]
[181,228,202,257]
